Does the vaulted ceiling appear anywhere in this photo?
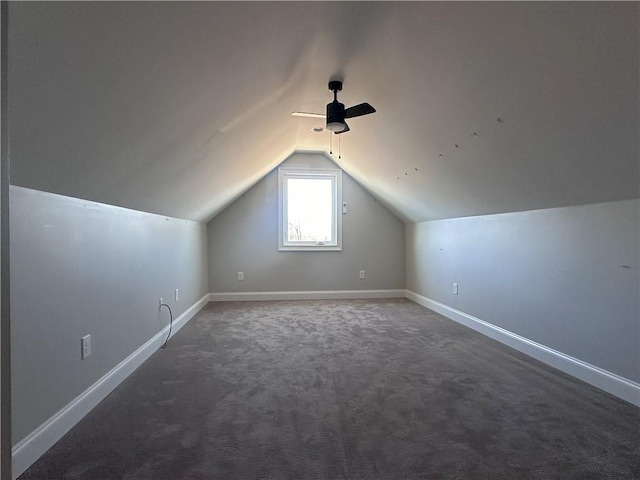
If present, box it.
[8,2,639,223]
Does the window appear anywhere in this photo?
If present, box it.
[278,168,342,251]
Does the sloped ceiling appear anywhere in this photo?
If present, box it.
[8,2,639,223]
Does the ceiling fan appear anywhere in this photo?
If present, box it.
[292,80,376,134]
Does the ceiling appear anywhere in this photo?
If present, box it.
[8,2,639,223]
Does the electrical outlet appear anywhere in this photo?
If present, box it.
[175,289,179,302]
[81,334,91,359]
[238,272,244,281]
[453,283,459,295]
[359,270,365,279]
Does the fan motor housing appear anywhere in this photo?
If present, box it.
[326,101,345,128]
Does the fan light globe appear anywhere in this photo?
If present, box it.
[327,121,346,132]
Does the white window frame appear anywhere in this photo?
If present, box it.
[278,167,343,251]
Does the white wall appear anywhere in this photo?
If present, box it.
[208,152,405,293]
[406,199,640,383]
[10,186,208,444]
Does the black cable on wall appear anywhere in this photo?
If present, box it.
[160,303,173,349]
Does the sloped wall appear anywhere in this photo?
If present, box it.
[208,152,405,293]
[10,186,208,444]
[406,199,640,383]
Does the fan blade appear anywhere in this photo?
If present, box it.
[335,121,350,134]
[291,112,326,119]
[344,102,376,118]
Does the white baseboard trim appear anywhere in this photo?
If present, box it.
[405,290,640,407]
[11,294,210,480]
[208,289,407,302]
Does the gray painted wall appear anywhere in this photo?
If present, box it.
[208,152,405,292]
[406,199,640,382]
[1,3,9,474]
[10,186,208,444]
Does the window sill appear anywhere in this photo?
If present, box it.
[278,245,343,252]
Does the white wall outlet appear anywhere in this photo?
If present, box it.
[81,334,91,359]
[159,297,163,309]
[342,202,348,214]
[237,272,244,281]
[453,283,459,295]
[175,289,179,302]
[359,270,365,279]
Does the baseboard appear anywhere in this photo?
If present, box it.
[11,294,210,480]
[209,289,407,301]
[405,290,640,407]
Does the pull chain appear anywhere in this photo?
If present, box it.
[339,134,341,159]
[329,131,333,155]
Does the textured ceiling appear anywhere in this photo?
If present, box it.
[8,2,639,223]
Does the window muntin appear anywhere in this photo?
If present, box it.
[278,168,342,251]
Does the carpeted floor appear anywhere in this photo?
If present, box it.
[19,299,640,479]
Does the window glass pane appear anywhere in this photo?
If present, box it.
[287,177,333,242]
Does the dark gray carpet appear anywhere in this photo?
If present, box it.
[19,299,639,479]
